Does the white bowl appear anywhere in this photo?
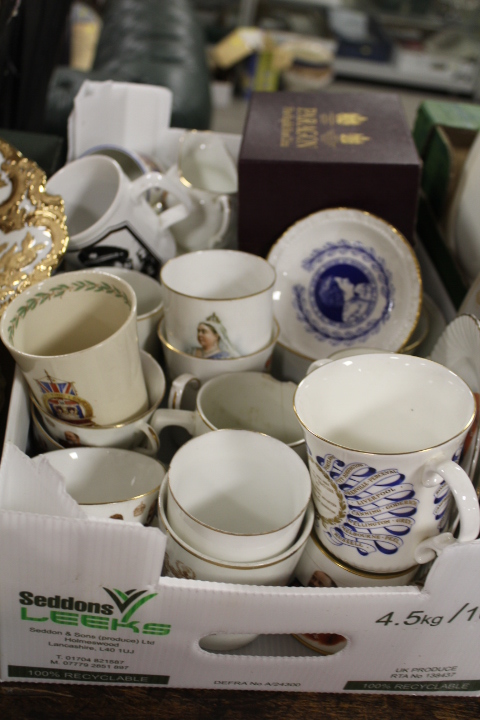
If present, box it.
[158,474,314,650]
[33,447,166,524]
[166,429,311,562]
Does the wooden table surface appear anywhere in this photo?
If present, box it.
[2,495,479,720]
[0,683,479,719]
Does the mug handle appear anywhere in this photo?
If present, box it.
[168,373,201,409]
[130,171,194,230]
[149,408,196,438]
[415,459,480,563]
[207,195,231,249]
[132,421,161,457]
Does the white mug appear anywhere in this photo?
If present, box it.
[160,249,275,358]
[159,371,306,459]
[93,267,163,357]
[80,143,165,211]
[294,353,480,573]
[30,350,165,455]
[46,155,187,274]
[157,316,279,384]
[0,269,149,427]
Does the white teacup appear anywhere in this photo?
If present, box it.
[0,269,149,427]
[46,155,186,273]
[93,267,163,356]
[159,474,314,651]
[160,250,275,358]
[157,316,279,384]
[294,353,480,573]
[34,447,166,524]
[30,351,165,455]
[154,371,305,459]
[165,429,311,562]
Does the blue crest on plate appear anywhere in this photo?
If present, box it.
[293,240,394,345]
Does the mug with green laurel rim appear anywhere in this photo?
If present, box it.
[0,269,149,426]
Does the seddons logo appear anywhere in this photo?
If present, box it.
[19,588,170,636]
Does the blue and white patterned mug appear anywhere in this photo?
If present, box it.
[294,353,480,574]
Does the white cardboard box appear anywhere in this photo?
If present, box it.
[0,106,478,693]
[1,272,480,695]
[0,391,480,695]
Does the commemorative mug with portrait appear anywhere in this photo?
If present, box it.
[30,351,165,455]
[294,353,480,574]
[160,250,275,358]
[46,155,188,274]
[0,269,149,427]
[157,316,278,385]
[159,371,306,459]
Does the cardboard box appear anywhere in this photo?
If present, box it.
[238,91,421,258]
[0,106,477,694]
[1,247,480,695]
[1,370,480,694]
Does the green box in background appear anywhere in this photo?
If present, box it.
[413,100,480,226]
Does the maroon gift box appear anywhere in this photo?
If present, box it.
[238,91,421,258]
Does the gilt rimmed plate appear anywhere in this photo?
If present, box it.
[267,208,422,359]
[0,138,69,313]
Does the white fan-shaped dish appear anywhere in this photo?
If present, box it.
[430,313,480,393]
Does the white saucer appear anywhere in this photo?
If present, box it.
[267,208,422,359]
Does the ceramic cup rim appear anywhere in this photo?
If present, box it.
[0,269,138,360]
[166,429,311,539]
[160,249,276,301]
[294,353,476,456]
[308,529,418,580]
[91,267,164,321]
[34,447,166,505]
[193,371,305,449]
[46,156,127,249]
[159,474,314,570]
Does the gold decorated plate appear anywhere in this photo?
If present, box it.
[0,138,69,313]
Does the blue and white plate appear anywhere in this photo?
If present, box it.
[267,208,422,359]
